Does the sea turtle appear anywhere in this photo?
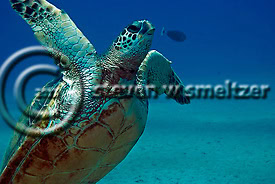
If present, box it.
[0,0,190,183]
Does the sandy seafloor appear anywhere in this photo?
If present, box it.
[98,98,275,184]
[1,90,274,184]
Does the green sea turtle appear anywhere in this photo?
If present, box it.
[0,0,190,183]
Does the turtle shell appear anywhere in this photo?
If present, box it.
[0,78,148,184]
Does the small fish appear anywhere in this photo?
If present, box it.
[161,27,187,42]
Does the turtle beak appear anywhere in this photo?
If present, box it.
[140,20,155,35]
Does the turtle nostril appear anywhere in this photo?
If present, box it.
[127,25,141,33]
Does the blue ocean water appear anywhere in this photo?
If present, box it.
[0,0,274,183]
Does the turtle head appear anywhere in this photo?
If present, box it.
[113,20,155,53]
[105,20,155,81]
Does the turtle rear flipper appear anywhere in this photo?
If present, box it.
[0,77,62,175]
[136,50,190,104]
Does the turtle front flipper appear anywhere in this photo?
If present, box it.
[136,50,190,104]
[9,0,96,63]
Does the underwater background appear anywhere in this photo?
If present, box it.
[0,0,274,183]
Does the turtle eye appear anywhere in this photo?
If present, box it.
[127,25,141,33]
[59,55,70,69]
